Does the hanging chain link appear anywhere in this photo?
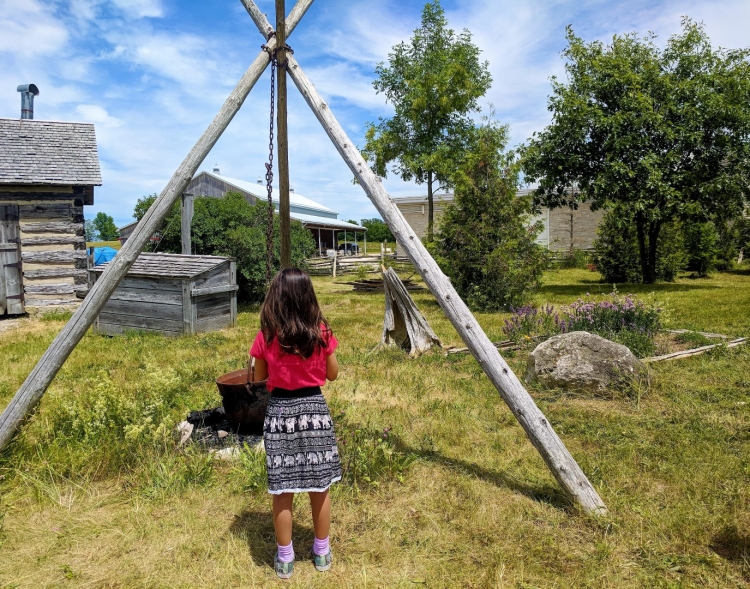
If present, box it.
[262,37,294,284]
[264,50,277,285]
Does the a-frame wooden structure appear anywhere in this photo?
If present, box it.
[0,0,606,514]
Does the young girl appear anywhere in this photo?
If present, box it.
[250,268,341,580]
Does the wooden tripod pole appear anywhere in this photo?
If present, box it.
[283,54,607,514]
[276,0,292,268]
[0,0,314,452]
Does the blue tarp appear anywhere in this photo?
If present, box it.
[93,246,118,266]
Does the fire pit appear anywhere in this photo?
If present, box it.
[176,362,270,452]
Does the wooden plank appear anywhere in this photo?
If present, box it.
[181,193,194,255]
[192,265,231,289]
[22,250,87,264]
[19,204,81,221]
[196,313,233,333]
[96,322,182,337]
[94,276,183,292]
[191,284,238,297]
[0,204,24,315]
[645,338,747,363]
[21,235,85,247]
[107,288,183,305]
[198,301,231,319]
[0,192,80,202]
[285,50,607,513]
[98,311,184,332]
[19,221,83,235]
[24,268,87,281]
[25,298,80,307]
[101,298,184,321]
[665,329,729,340]
[183,279,194,335]
[23,283,88,296]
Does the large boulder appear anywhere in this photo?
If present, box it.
[526,331,647,395]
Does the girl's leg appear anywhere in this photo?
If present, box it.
[272,493,294,546]
[308,489,331,540]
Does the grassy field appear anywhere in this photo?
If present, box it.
[0,268,749,588]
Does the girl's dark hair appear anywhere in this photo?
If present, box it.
[260,268,330,359]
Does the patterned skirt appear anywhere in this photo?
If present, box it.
[263,389,342,494]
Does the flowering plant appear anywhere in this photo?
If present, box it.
[503,291,661,357]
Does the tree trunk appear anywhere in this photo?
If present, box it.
[427,170,434,243]
[647,220,661,284]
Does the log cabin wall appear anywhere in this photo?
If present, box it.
[0,186,88,310]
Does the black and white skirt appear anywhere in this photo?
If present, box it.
[263,388,342,494]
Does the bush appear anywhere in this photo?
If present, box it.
[683,221,719,276]
[503,291,662,357]
[557,248,591,269]
[434,119,548,311]
[593,207,687,283]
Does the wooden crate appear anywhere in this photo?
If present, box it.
[89,253,238,336]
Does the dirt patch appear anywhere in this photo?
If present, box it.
[0,315,30,336]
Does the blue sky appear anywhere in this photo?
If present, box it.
[1,0,748,228]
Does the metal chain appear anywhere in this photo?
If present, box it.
[265,52,277,285]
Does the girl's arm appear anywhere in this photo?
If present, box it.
[252,356,269,381]
[326,352,339,382]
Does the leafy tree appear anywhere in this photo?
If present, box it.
[433,118,547,311]
[84,219,99,242]
[92,212,119,241]
[360,218,394,243]
[522,20,750,283]
[132,191,315,302]
[362,1,492,242]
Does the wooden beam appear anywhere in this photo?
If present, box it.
[181,192,194,255]
[276,0,292,268]
[0,0,315,452]
[284,53,607,513]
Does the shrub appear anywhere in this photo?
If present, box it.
[557,248,591,269]
[502,291,662,357]
[434,119,548,311]
[683,221,719,276]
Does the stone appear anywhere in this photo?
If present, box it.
[526,331,647,395]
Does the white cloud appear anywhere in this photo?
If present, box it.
[112,0,164,19]
[75,104,122,127]
[0,0,68,55]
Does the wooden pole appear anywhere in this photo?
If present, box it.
[181,192,194,255]
[276,0,292,268]
[0,0,315,452]
[284,53,607,513]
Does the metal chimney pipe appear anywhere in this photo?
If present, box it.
[17,84,39,119]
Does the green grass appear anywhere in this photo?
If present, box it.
[0,268,749,587]
[86,240,122,250]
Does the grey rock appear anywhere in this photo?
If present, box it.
[526,331,647,395]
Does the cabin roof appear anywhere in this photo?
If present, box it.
[90,252,230,278]
[0,118,102,186]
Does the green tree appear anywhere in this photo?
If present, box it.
[434,118,547,311]
[92,212,119,241]
[84,219,99,242]
[132,192,315,302]
[362,1,492,242]
[522,20,750,283]
[360,218,394,243]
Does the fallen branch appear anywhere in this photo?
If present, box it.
[645,337,747,363]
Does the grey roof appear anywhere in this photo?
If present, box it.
[90,252,230,278]
[0,118,102,186]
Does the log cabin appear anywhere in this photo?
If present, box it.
[0,116,101,315]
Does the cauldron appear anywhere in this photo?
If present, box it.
[215,363,269,429]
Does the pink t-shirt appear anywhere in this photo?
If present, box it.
[249,327,338,391]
